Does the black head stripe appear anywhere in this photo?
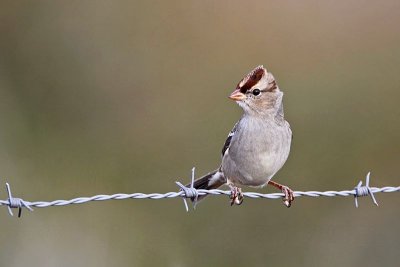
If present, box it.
[237,67,266,94]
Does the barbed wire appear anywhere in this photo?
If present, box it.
[0,170,399,217]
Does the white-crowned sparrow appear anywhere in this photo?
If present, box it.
[191,65,294,207]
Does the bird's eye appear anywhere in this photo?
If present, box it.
[252,89,261,96]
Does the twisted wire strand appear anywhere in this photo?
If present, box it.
[0,186,399,209]
[1,171,399,216]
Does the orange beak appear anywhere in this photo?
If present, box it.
[229,89,246,101]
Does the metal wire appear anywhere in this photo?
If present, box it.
[1,171,399,216]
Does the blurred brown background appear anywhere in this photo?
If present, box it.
[0,1,399,266]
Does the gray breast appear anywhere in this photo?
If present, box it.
[222,116,291,187]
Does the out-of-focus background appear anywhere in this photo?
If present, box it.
[1,1,399,266]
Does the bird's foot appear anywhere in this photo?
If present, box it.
[268,180,294,208]
[229,186,243,206]
[281,185,294,207]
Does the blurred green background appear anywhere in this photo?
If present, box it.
[1,1,399,266]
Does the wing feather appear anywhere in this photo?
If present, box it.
[221,122,239,157]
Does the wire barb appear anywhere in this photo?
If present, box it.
[5,183,33,217]
[354,172,379,208]
[175,167,198,212]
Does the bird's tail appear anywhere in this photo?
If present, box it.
[187,169,225,201]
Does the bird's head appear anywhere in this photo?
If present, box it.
[229,65,283,116]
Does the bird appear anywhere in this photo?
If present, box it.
[189,65,294,207]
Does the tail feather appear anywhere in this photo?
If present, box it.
[187,169,225,201]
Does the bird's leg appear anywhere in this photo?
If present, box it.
[268,180,294,207]
[228,183,243,206]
